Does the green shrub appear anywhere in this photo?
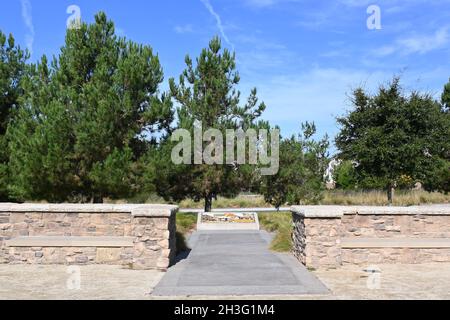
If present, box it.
[334,161,358,190]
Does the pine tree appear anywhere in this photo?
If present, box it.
[7,12,172,202]
[260,123,329,209]
[151,37,266,211]
[442,78,450,112]
[0,31,28,201]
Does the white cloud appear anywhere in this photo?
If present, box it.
[338,0,373,7]
[338,0,450,8]
[243,0,308,8]
[252,68,388,123]
[236,67,388,143]
[376,27,450,56]
[398,28,450,54]
[20,0,34,55]
[200,0,234,48]
[234,34,297,76]
[239,65,449,142]
[174,24,194,34]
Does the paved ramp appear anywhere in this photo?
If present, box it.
[151,231,329,296]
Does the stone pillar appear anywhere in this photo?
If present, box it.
[131,206,178,270]
[291,207,343,270]
[292,213,306,265]
[0,213,11,264]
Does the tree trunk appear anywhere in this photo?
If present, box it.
[387,184,394,205]
[204,195,212,212]
[92,195,104,204]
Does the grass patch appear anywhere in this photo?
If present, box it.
[258,212,293,252]
[175,212,197,254]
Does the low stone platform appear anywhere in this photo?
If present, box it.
[5,236,135,247]
[341,238,450,248]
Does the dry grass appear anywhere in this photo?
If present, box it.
[321,190,450,206]
[119,190,450,208]
[177,190,449,209]
[179,195,269,209]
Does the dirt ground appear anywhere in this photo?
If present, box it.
[314,263,450,300]
[0,265,164,300]
[1,263,449,300]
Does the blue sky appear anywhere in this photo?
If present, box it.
[1,0,450,152]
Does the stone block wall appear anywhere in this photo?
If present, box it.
[341,210,450,265]
[341,214,450,238]
[0,204,178,270]
[292,205,450,270]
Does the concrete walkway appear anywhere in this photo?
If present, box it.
[151,231,329,296]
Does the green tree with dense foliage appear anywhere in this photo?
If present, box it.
[149,37,267,211]
[7,13,172,202]
[425,78,450,193]
[336,77,449,203]
[0,31,28,201]
[260,122,329,209]
[333,160,358,190]
[333,160,388,190]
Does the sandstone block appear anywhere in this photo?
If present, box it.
[75,255,89,264]
[158,239,170,249]
[0,217,9,224]
[96,248,121,263]
[157,258,170,269]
